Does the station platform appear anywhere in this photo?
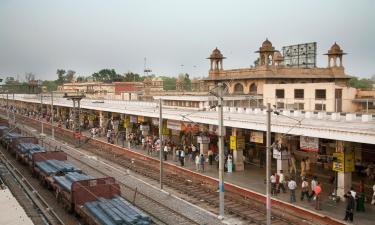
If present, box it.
[83,131,375,225]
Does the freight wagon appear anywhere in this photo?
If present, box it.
[32,151,82,189]
[16,142,46,163]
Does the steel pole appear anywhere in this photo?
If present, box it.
[159,98,163,189]
[41,93,44,135]
[266,103,272,225]
[218,83,225,219]
[6,93,9,122]
[51,92,54,139]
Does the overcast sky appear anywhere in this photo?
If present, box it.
[0,0,374,81]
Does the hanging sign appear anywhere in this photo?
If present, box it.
[140,125,150,131]
[167,120,181,130]
[152,118,159,126]
[124,116,130,128]
[137,116,145,123]
[197,136,210,144]
[250,131,264,144]
[300,136,319,152]
[333,152,355,172]
[130,115,137,123]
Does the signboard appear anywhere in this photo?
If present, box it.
[236,136,245,150]
[230,136,236,150]
[140,125,150,131]
[273,148,290,160]
[167,120,181,130]
[282,42,317,68]
[124,116,130,128]
[300,136,319,152]
[162,121,169,135]
[250,131,264,144]
[333,152,355,172]
[197,136,210,144]
[332,152,344,172]
[152,118,159,126]
[130,115,137,123]
[137,116,145,123]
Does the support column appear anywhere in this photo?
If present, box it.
[99,111,104,128]
[336,140,352,198]
[231,128,244,171]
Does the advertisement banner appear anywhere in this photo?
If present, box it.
[300,136,319,152]
[230,136,236,150]
[137,116,145,123]
[197,136,210,144]
[333,152,355,172]
[250,131,264,144]
[273,148,291,160]
[140,125,150,131]
[130,115,138,123]
[152,118,159,126]
[124,116,130,128]
[162,121,169,135]
[167,120,182,130]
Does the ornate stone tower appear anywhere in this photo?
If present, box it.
[324,42,346,68]
[255,39,277,66]
[207,47,225,71]
[273,51,284,67]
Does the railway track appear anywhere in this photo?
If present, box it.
[11,117,201,225]
[0,148,65,225]
[11,112,315,225]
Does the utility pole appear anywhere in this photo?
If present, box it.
[6,93,9,122]
[40,92,44,135]
[266,103,272,225]
[218,83,225,219]
[159,98,163,189]
[51,92,54,139]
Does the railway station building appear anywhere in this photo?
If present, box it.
[2,40,375,198]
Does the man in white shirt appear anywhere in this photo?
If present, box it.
[288,177,297,203]
[278,170,286,193]
[309,176,317,200]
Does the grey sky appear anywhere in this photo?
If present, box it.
[0,0,374,81]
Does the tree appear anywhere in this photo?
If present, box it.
[42,80,58,91]
[92,69,121,82]
[160,76,176,90]
[66,70,76,83]
[25,72,35,82]
[56,69,66,84]
[123,72,143,82]
[348,76,374,90]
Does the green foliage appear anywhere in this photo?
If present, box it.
[56,69,66,84]
[348,76,374,90]
[123,72,143,82]
[92,69,121,82]
[159,76,176,90]
[42,80,58,91]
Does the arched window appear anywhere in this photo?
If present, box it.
[249,83,257,93]
[233,83,244,94]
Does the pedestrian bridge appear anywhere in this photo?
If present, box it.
[3,94,375,144]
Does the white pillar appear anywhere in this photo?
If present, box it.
[232,128,244,171]
[336,140,352,198]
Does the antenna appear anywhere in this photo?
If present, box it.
[144,57,152,76]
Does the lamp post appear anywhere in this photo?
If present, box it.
[51,92,54,139]
[217,83,225,219]
[266,103,272,225]
[159,98,163,189]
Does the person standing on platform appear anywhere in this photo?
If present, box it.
[270,173,277,196]
[309,176,317,200]
[199,154,205,172]
[301,177,310,201]
[278,170,286,193]
[372,183,375,205]
[191,144,197,162]
[227,155,233,173]
[208,149,213,165]
[288,177,297,203]
[314,182,322,210]
[180,150,185,167]
[300,158,306,178]
[289,153,297,175]
[195,154,200,171]
[344,191,355,223]
[357,180,365,212]
[163,144,169,161]
[106,129,111,143]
